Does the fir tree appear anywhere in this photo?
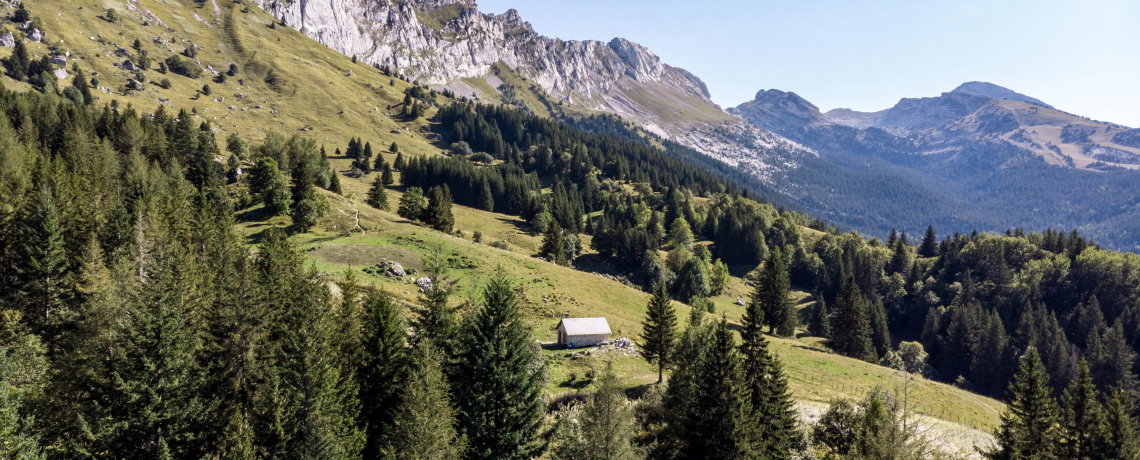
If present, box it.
[917,225,938,258]
[741,286,797,460]
[290,187,329,233]
[71,67,93,104]
[414,248,458,359]
[540,219,566,265]
[454,274,547,460]
[984,348,1061,460]
[0,347,44,460]
[394,152,405,170]
[397,186,427,222]
[640,284,677,384]
[424,185,454,234]
[329,171,343,195]
[868,296,892,358]
[674,257,709,304]
[358,289,407,458]
[831,277,876,362]
[366,175,389,211]
[389,142,399,154]
[384,339,465,460]
[808,297,831,338]
[1060,360,1107,460]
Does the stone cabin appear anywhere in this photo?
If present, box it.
[556,317,612,348]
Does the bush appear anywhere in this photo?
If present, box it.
[472,231,483,244]
[201,84,211,95]
[183,45,197,58]
[227,63,238,76]
[469,152,494,164]
[105,8,118,23]
[159,78,172,89]
[489,240,509,250]
[164,56,200,79]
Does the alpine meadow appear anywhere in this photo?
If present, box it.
[2,0,1139,459]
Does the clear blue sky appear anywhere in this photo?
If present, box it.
[477,0,1140,127]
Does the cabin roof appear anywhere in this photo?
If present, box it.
[558,317,612,336]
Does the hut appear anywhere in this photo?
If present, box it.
[556,317,612,348]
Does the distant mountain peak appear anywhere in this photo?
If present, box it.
[727,89,830,133]
[951,81,1053,109]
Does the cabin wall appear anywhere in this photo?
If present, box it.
[563,334,609,348]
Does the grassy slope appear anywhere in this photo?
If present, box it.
[22,0,1002,436]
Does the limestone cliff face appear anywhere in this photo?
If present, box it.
[255,0,709,109]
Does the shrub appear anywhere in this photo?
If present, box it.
[489,240,509,250]
[105,8,117,23]
[164,56,200,78]
[227,63,238,76]
[201,84,211,95]
[472,231,483,244]
[159,78,172,89]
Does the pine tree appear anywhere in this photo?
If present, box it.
[17,183,72,341]
[540,219,566,265]
[680,319,753,459]
[984,348,1061,460]
[454,274,546,460]
[888,239,910,275]
[424,185,454,233]
[366,175,389,211]
[384,339,465,460]
[808,297,831,338]
[830,277,876,361]
[1061,360,1107,460]
[755,250,795,336]
[552,360,640,460]
[917,225,938,258]
[398,186,427,222]
[358,289,407,458]
[394,152,405,170]
[477,180,494,212]
[329,171,343,194]
[640,284,677,384]
[1103,386,1140,460]
[414,248,458,359]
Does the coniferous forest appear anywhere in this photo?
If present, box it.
[3,64,1140,459]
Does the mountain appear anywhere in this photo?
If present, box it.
[951,81,1054,108]
[254,0,803,169]
[730,83,1140,250]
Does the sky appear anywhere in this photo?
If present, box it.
[476,0,1140,127]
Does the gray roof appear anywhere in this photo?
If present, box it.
[559,317,612,336]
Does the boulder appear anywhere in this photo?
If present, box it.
[122,60,137,71]
[0,33,14,48]
[27,29,42,42]
[50,56,67,66]
[53,69,68,80]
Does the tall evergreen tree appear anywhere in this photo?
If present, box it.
[639,285,677,384]
[477,180,494,212]
[680,319,754,459]
[755,250,796,336]
[380,161,394,186]
[454,274,547,460]
[384,339,465,460]
[830,277,876,362]
[868,296,892,359]
[741,286,797,460]
[394,152,405,170]
[398,186,427,222]
[366,175,390,211]
[7,40,29,80]
[0,347,45,460]
[540,219,566,265]
[358,289,408,459]
[16,183,72,341]
[984,348,1061,460]
[808,297,831,338]
[674,258,709,304]
[424,185,454,234]
[1103,386,1140,460]
[1060,360,1107,460]
[917,225,938,258]
[414,249,458,359]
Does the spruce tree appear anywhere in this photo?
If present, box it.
[0,348,44,460]
[1103,386,1140,460]
[756,250,795,336]
[917,225,938,258]
[984,348,1061,460]
[1061,360,1107,460]
[72,67,93,104]
[674,257,709,304]
[830,277,876,362]
[17,184,72,341]
[381,161,394,186]
[329,171,343,195]
[389,142,399,154]
[868,296,892,358]
[454,274,546,460]
[358,289,407,458]
[808,297,831,338]
[394,152,405,170]
[398,186,427,222]
[8,40,29,80]
[366,175,389,211]
[680,319,753,459]
[414,248,458,359]
[384,339,464,460]
[640,284,677,384]
[424,185,454,233]
[477,180,494,212]
[540,219,566,265]
[741,286,797,460]
[1092,321,1139,395]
